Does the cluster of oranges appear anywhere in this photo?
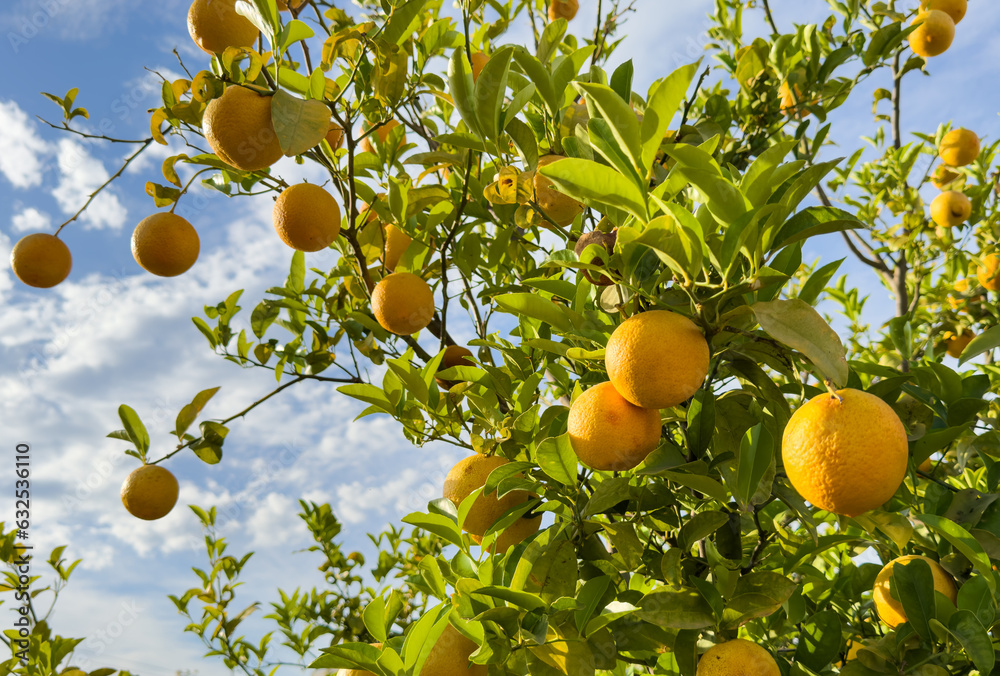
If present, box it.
[907,0,966,58]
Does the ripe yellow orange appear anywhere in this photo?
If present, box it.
[273,183,342,252]
[977,254,1000,290]
[872,555,957,627]
[420,624,486,676]
[939,128,980,167]
[548,0,579,21]
[472,515,542,553]
[10,233,72,288]
[532,155,585,227]
[918,457,934,473]
[436,345,475,389]
[782,388,908,517]
[383,224,412,271]
[361,119,406,154]
[121,465,179,520]
[203,86,284,171]
[325,120,345,150]
[930,190,971,227]
[908,10,955,58]
[131,213,200,277]
[605,310,710,410]
[187,0,259,54]
[944,329,974,358]
[567,382,662,471]
[371,272,435,334]
[931,165,961,189]
[470,52,489,82]
[920,0,966,24]
[443,454,534,537]
[696,638,779,676]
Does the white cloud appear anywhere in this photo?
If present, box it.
[52,138,129,231]
[0,99,50,189]
[11,205,53,233]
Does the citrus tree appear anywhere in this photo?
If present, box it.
[6,0,1000,675]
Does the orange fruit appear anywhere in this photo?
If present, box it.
[920,0,966,24]
[273,183,342,252]
[187,0,259,54]
[908,10,955,58]
[872,555,957,627]
[931,165,962,189]
[470,52,489,81]
[361,119,406,155]
[325,121,345,150]
[420,624,486,676]
[121,465,179,520]
[131,213,200,277]
[548,0,579,21]
[943,329,974,358]
[277,0,306,10]
[471,515,542,553]
[918,457,934,473]
[371,272,435,334]
[436,345,475,389]
[532,155,585,226]
[696,639,779,676]
[383,224,412,271]
[567,381,662,471]
[977,254,1000,290]
[939,128,980,167]
[10,233,72,288]
[930,190,971,227]
[782,388,908,517]
[203,86,284,171]
[443,454,534,537]
[605,310,710,410]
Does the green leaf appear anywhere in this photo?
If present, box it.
[914,514,997,593]
[798,258,844,306]
[959,324,1000,365]
[636,589,715,629]
[448,48,480,135]
[575,82,643,177]
[641,63,698,168]
[771,207,863,251]
[668,163,748,225]
[271,90,329,156]
[472,585,546,611]
[723,571,798,628]
[512,47,558,116]
[678,510,729,550]
[362,597,388,643]
[538,157,648,222]
[175,386,221,439]
[634,213,703,283]
[685,389,715,457]
[890,557,934,640]
[381,0,429,45]
[752,299,849,387]
[118,405,149,455]
[474,45,513,143]
[494,293,581,332]
[401,512,463,547]
[948,609,995,674]
[536,434,578,486]
[736,423,775,508]
[956,574,995,627]
[795,611,842,671]
[277,19,314,54]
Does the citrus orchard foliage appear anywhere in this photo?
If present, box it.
[6,0,1000,675]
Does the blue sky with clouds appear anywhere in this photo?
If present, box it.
[1,1,997,674]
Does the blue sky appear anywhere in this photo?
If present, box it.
[1,1,997,674]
